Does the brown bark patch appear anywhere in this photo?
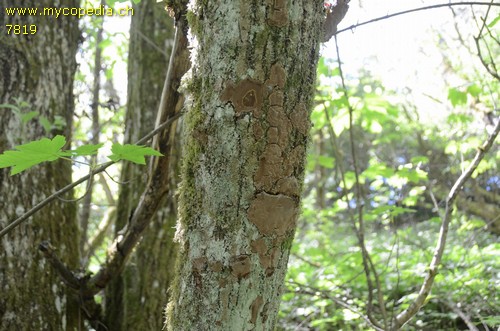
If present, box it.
[230,255,251,279]
[250,296,264,324]
[267,0,289,27]
[254,143,283,191]
[276,177,299,197]
[220,79,263,117]
[266,63,286,88]
[209,261,223,272]
[267,106,291,147]
[247,192,297,236]
[269,90,284,106]
[290,102,309,136]
[192,257,208,272]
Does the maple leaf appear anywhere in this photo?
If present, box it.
[63,143,104,157]
[0,135,67,175]
[108,143,163,165]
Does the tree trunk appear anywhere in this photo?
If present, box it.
[166,1,324,329]
[0,1,80,329]
[104,2,178,329]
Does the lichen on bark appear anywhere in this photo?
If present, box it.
[167,1,324,330]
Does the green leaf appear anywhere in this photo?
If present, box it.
[318,155,335,169]
[0,135,67,175]
[64,143,104,157]
[487,14,500,28]
[21,111,39,124]
[98,39,113,51]
[447,88,467,107]
[39,116,52,133]
[0,103,21,114]
[108,143,162,165]
[466,84,482,98]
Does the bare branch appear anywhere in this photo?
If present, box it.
[38,241,80,289]
[336,2,500,35]
[441,300,480,331]
[287,280,385,331]
[333,35,387,329]
[393,117,500,330]
[473,0,500,80]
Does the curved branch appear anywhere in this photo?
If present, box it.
[336,2,500,35]
[392,117,500,330]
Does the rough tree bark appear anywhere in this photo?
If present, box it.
[104,2,178,330]
[166,1,325,329]
[0,1,80,329]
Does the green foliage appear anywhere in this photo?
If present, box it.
[0,135,161,175]
[0,98,66,134]
[108,143,163,164]
[280,51,499,330]
[447,87,468,107]
[0,136,68,175]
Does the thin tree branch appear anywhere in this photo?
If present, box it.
[80,10,104,256]
[0,111,183,239]
[83,207,116,268]
[98,173,116,206]
[393,117,500,330]
[287,280,385,331]
[336,2,500,35]
[441,300,480,331]
[39,240,81,289]
[84,11,191,295]
[473,0,500,81]
[334,34,388,329]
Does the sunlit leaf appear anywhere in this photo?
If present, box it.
[318,155,335,169]
[0,135,67,175]
[64,143,105,157]
[447,88,467,107]
[487,14,500,28]
[108,143,162,165]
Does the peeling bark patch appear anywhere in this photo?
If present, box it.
[209,261,223,272]
[269,90,284,106]
[251,238,268,255]
[275,177,299,197]
[247,192,297,236]
[230,255,251,279]
[242,89,257,107]
[266,63,286,89]
[290,102,309,136]
[250,296,264,324]
[220,79,263,117]
[251,238,280,276]
[192,257,208,272]
[267,0,289,27]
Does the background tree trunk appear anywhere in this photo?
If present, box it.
[166,1,324,329]
[0,1,81,329]
[104,2,178,329]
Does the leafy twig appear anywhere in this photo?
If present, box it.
[0,111,183,239]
